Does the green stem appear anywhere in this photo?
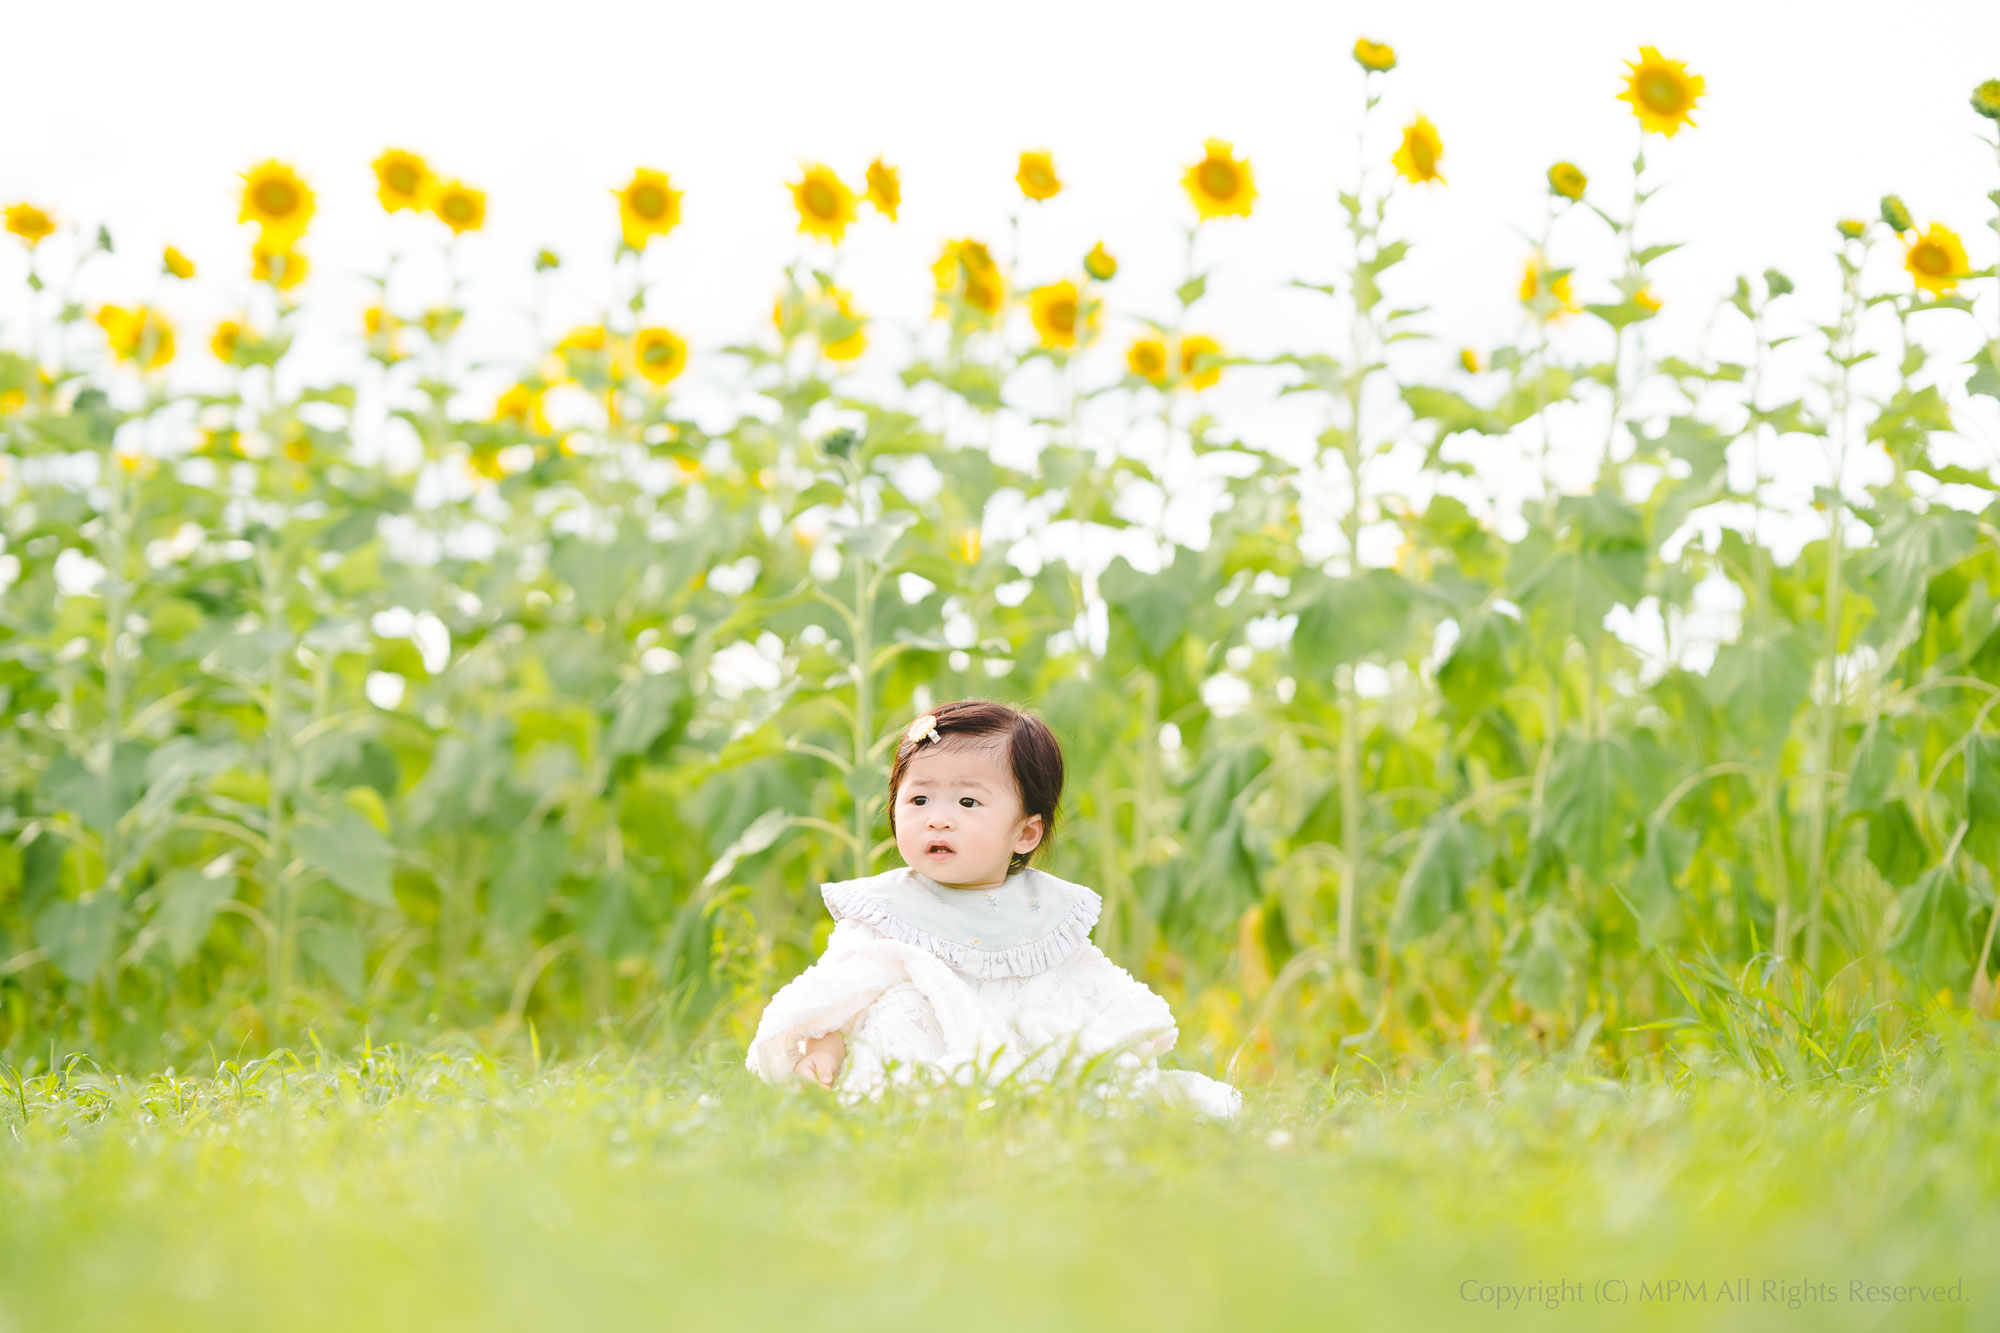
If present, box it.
[98,441,127,897]
[1804,237,1863,972]
[849,465,874,881]
[259,535,291,1017]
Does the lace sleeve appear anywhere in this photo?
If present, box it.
[743,918,897,1083]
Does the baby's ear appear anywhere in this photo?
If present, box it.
[1015,812,1045,853]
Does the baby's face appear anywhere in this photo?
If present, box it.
[893,739,1043,890]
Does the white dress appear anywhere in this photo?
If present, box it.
[744,866,1242,1121]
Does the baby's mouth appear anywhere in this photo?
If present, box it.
[926,841,955,857]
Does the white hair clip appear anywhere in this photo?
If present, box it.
[907,714,942,746]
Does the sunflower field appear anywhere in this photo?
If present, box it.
[3,42,2000,1096]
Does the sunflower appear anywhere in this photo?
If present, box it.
[1178,334,1223,390]
[494,383,551,435]
[431,179,486,235]
[4,203,55,246]
[617,167,683,250]
[1016,150,1061,202]
[1392,115,1446,186]
[211,319,243,363]
[372,149,432,213]
[1904,223,1970,297]
[820,287,868,362]
[163,246,196,279]
[865,157,900,221]
[1127,337,1168,385]
[791,163,857,244]
[1519,255,1579,320]
[1353,38,1396,73]
[1083,241,1117,282]
[238,161,314,244]
[1182,140,1256,221]
[1879,195,1912,234]
[633,326,689,385]
[1029,281,1082,350]
[1618,47,1705,137]
[251,237,309,291]
[1547,162,1587,201]
[95,304,176,371]
[1836,219,1867,241]
[932,238,1005,317]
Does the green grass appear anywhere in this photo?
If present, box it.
[3,1023,1996,1332]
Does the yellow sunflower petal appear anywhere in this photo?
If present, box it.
[791,164,857,244]
[4,203,56,247]
[1904,222,1970,297]
[238,161,315,244]
[617,167,683,250]
[865,157,901,221]
[1353,38,1396,73]
[633,326,689,385]
[372,149,432,214]
[1618,46,1705,137]
[1178,334,1223,390]
[821,286,868,362]
[1127,337,1168,385]
[431,179,486,235]
[1392,115,1446,186]
[1029,281,1081,350]
[1083,241,1117,282]
[1016,150,1061,202]
[1181,139,1257,221]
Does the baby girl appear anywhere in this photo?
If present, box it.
[745,698,1241,1119]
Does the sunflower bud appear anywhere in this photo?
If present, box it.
[1546,162,1587,201]
[1352,38,1396,73]
[1836,219,1867,241]
[820,427,858,459]
[1459,347,1483,373]
[535,249,561,272]
[1764,268,1794,299]
[1972,79,2000,121]
[1879,195,1913,234]
[1083,241,1117,282]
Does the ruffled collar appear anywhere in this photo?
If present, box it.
[820,865,1101,979]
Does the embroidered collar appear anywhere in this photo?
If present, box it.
[820,866,1101,979]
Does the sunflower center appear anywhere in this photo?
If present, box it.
[1409,137,1436,173]
[804,181,837,220]
[632,184,667,219]
[1199,160,1238,198]
[1912,243,1950,276]
[1639,73,1687,115]
[255,180,299,217]
[386,163,420,195]
[1046,298,1076,334]
[443,194,474,223]
[643,340,678,368]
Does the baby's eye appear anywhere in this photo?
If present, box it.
[911,795,927,806]
[959,797,978,808]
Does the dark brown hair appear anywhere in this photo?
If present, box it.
[886,699,1065,874]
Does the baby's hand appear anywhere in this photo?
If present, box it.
[794,1031,844,1089]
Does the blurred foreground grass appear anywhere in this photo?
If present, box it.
[3,1023,1997,1332]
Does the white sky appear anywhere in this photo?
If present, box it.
[8,0,2000,673]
